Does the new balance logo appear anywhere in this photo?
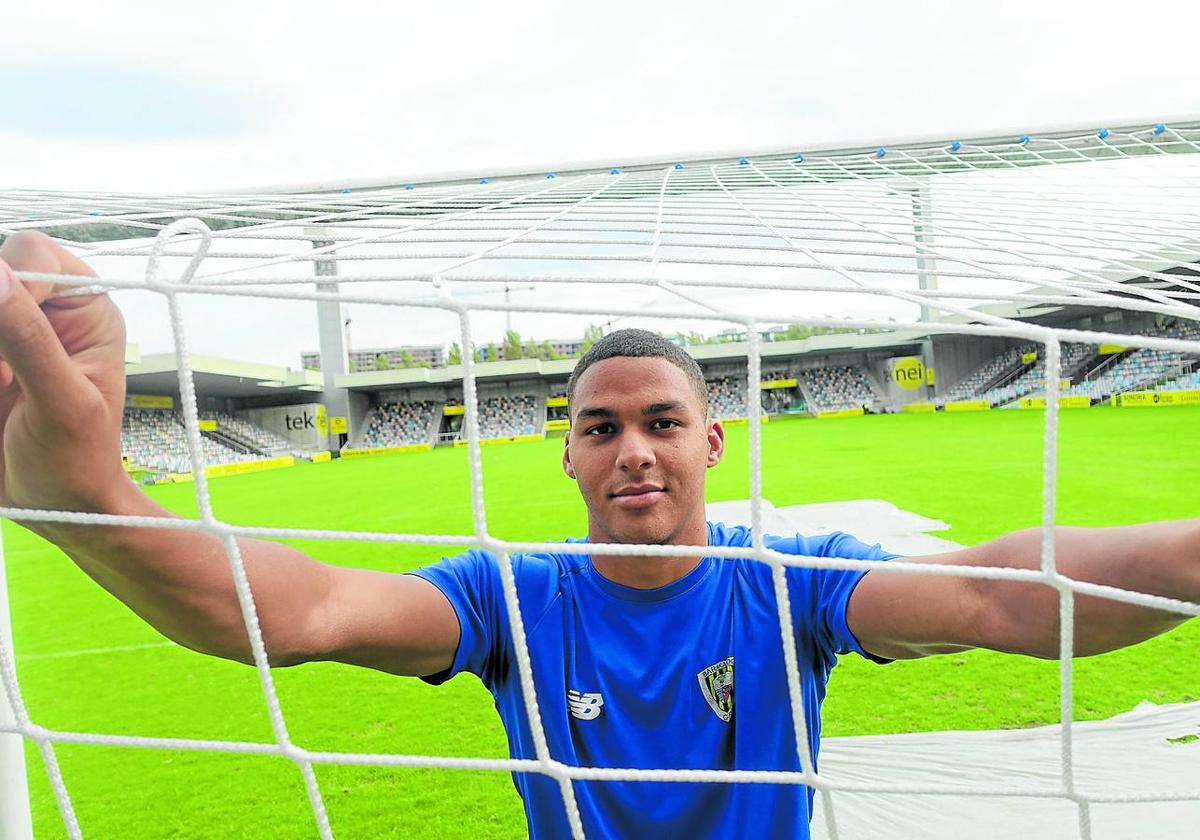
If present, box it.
[567,690,604,720]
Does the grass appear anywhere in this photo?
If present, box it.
[5,405,1200,838]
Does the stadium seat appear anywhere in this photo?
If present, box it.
[797,366,877,413]
[362,401,438,447]
[706,376,749,420]
[121,410,260,473]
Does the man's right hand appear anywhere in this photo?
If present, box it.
[0,231,128,515]
[0,231,461,676]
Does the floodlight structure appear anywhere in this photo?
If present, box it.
[1,120,1200,839]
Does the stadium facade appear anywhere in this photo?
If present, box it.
[122,297,1198,480]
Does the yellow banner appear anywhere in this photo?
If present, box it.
[454,434,545,448]
[1117,389,1200,407]
[944,400,990,413]
[545,418,571,431]
[198,419,218,432]
[330,416,348,434]
[890,357,925,391]
[1099,344,1127,355]
[311,451,332,463]
[720,416,769,426]
[925,367,936,386]
[546,396,569,408]
[816,408,864,419]
[315,404,328,436]
[126,394,174,410]
[341,443,432,458]
[443,404,466,416]
[1021,351,1037,365]
[901,402,935,413]
[166,456,295,483]
[759,378,797,390]
[1017,396,1090,409]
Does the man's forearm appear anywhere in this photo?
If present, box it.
[27,480,334,666]
[972,521,1200,658]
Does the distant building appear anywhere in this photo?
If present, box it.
[475,338,584,362]
[302,344,446,372]
[305,336,586,371]
[549,338,584,357]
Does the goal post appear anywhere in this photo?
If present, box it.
[0,545,33,840]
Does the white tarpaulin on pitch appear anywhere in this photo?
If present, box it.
[813,702,1200,840]
[705,498,1200,839]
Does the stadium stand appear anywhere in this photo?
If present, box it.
[939,344,1037,405]
[201,412,292,455]
[122,409,258,473]
[1070,350,1184,401]
[798,365,877,412]
[1160,370,1200,391]
[362,401,438,447]
[706,376,748,420]
[980,343,1094,406]
[1067,324,1200,401]
[478,394,539,438]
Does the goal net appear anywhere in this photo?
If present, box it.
[2,121,1200,839]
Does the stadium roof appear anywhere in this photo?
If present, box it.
[938,238,1200,328]
[334,328,931,391]
[125,353,323,400]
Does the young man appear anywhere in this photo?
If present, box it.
[0,231,1195,838]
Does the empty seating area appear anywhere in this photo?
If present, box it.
[799,366,876,412]
[478,395,539,438]
[1160,370,1200,391]
[202,412,292,454]
[1062,324,1200,401]
[940,345,1034,404]
[707,377,748,419]
[981,343,1093,406]
[1068,349,1186,401]
[362,401,437,447]
[122,409,258,473]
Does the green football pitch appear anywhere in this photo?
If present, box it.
[6,406,1199,838]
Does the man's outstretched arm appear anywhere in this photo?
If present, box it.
[847,521,1200,661]
[0,232,460,677]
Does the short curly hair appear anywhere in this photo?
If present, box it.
[566,328,708,416]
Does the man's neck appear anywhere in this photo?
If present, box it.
[587,519,708,590]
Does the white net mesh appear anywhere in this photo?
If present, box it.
[2,122,1200,839]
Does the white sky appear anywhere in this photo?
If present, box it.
[4,1,1200,365]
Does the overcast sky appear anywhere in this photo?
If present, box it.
[4,1,1199,365]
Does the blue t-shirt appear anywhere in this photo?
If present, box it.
[411,522,895,839]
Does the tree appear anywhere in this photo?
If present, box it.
[783,324,815,341]
[448,343,462,365]
[485,343,499,363]
[399,350,416,369]
[580,323,605,355]
[504,329,523,361]
[541,340,560,361]
[374,353,391,371]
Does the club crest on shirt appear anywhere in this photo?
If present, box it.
[697,657,734,722]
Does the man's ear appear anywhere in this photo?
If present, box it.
[706,420,725,468]
[563,434,576,479]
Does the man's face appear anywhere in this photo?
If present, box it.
[563,356,724,546]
